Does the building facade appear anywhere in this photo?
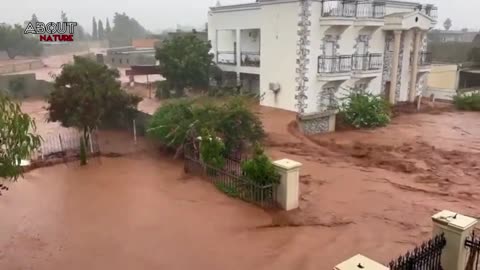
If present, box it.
[208,0,437,133]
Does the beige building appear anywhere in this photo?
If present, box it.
[428,64,458,90]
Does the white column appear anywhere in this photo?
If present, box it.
[334,254,389,270]
[273,159,302,211]
[236,28,241,68]
[432,210,478,270]
[389,30,402,104]
[409,30,422,102]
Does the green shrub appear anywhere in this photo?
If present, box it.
[200,130,226,169]
[214,182,239,197]
[453,91,480,111]
[8,77,26,98]
[147,98,265,152]
[241,145,279,186]
[218,98,265,152]
[339,89,391,128]
[155,80,171,99]
[147,100,195,148]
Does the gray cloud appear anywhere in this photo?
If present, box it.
[1,0,478,33]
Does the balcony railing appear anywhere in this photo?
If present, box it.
[318,55,352,73]
[352,53,383,71]
[321,0,385,18]
[321,0,356,18]
[241,52,260,67]
[419,52,432,66]
[356,1,385,18]
[419,4,438,20]
[217,51,236,65]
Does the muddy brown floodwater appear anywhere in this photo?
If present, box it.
[2,99,480,269]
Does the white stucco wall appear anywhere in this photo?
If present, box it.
[258,1,299,112]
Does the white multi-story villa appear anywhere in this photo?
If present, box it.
[208,0,437,133]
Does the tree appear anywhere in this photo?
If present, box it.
[0,24,43,59]
[61,11,68,22]
[155,35,214,96]
[105,18,111,35]
[0,94,41,182]
[98,19,104,40]
[30,14,39,26]
[92,17,98,40]
[47,56,142,152]
[109,12,149,46]
[444,18,452,31]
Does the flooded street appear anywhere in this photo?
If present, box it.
[2,54,480,269]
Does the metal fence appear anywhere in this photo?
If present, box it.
[241,52,260,67]
[31,130,100,161]
[183,142,278,208]
[318,55,352,73]
[419,52,433,66]
[321,0,356,17]
[217,51,237,65]
[388,233,446,270]
[466,231,480,270]
[352,53,383,71]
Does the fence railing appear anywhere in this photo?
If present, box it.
[388,233,446,270]
[356,1,386,18]
[318,55,352,73]
[241,52,260,67]
[419,52,433,66]
[321,0,385,18]
[465,231,480,270]
[321,0,356,17]
[183,142,278,208]
[217,51,237,65]
[352,53,383,71]
[31,130,100,161]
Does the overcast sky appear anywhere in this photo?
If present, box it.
[1,0,479,33]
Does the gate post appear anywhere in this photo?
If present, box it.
[273,159,302,211]
[432,210,478,270]
[334,254,388,270]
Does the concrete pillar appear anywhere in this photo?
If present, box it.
[409,30,422,102]
[236,28,241,67]
[272,159,302,211]
[334,254,389,270]
[389,30,402,104]
[432,210,478,270]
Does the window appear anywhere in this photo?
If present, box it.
[126,59,129,64]
[119,59,123,64]
[112,58,115,63]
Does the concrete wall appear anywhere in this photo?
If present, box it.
[0,60,44,75]
[0,73,53,98]
[428,64,458,90]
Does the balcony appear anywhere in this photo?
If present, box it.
[317,55,352,81]
[320,0,386,27]
[320,0,356,26]
[352,53,383,78]
[241,52,260,67]
[355,1,385,27]
[217,51,236,65]
[420,4,438,21]
[418,52,432,72]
